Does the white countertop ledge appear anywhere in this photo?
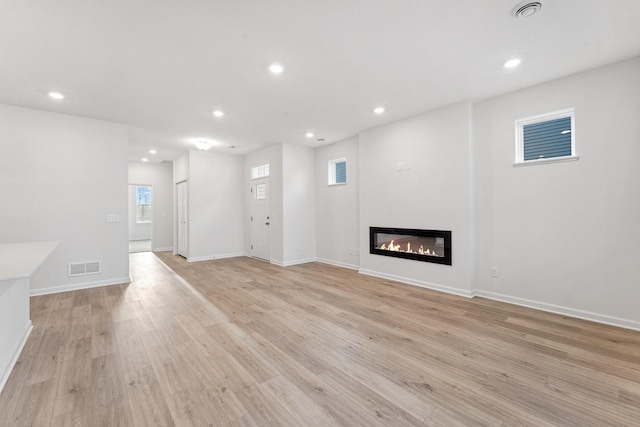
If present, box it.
[0,241,60,281]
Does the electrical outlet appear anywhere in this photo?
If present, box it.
[491,267,498,277]
[405,161,411,170]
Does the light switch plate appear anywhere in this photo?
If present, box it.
[106,214,120,222]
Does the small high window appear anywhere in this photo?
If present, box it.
[251,163,270,179]
[328,158,347,185]
[515,108,577,166]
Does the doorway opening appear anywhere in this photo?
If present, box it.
[129,184,152,253]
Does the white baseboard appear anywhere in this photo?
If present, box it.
[271,257,315,267]
[152,247,173,252]
[29,276,131,297]
[356,268,640,331]
[474,290,640,332]
[359,269,474,298]
[187,252,245,263]
[0,321,32,393]
[315,258,359,271]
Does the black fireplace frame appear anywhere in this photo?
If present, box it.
[369,227,452,265]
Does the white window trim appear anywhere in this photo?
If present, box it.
[514,108,577,166]
[328,157,347,186]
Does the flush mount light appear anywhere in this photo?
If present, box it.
[142,158,149,162]
[306,132,314,138]
[374,107,385,114]
[504,58,521,69]
[195,140,213,151]
[213,110,224,117]
[268,63,284,74]
[48,91,64,100]
[149,149,157,154]
[513,1,542,18]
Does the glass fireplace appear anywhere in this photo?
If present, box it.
[369,227,452,265]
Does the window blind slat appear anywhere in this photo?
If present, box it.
[335,161,347,184]
[523,116,572,161]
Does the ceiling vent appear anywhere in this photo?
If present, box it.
[513,1,542,18]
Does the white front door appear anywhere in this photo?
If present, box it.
[176,181,188,258]
[251,179,270,261]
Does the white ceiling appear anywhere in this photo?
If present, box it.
[1,0,639,163]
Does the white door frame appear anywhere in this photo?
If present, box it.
[176,180,188,258]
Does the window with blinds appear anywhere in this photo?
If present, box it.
[515,108,577,165]
[328,158,347,185]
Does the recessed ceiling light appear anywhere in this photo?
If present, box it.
[48,92,64,100]
[149,149,157,154]
[306,132,314,138]
[374,107,385,114]
[504,58,521,69]
[213,110,224,117]
[268,63,284,74]
[195,140,213,151]
[142,158,149,162]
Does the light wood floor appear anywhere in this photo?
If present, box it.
[1,253,639,426]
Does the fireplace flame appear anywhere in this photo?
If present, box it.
[377,241,441,257]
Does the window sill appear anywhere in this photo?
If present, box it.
[328,182,347,187]
[513,155,579,167]
[136,221,151,224]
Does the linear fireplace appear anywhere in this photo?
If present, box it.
[370,227,452,265]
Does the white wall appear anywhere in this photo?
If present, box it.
[0,104,129,294]
[244,144,284,262]
[358,102,474,295]
[187,150,244,261]
[282,144,316,265]
[128,161,174,251]
[128,185,151,241]
[473,57,640,328]
[314,136,360,269]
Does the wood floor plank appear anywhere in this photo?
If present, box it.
[2,252,640,426]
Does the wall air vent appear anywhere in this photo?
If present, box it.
[513,1,542,18]
[68,261,101,277]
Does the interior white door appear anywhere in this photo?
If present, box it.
[251,179,270,261]
[176,181,188,258]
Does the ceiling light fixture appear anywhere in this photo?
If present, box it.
[374,107,385,114]
[142,158,149,162]
[306,132,314,138]
[268,63,284,74]
[504,58,521,69]
[149,149,157,154]
[195,140,213,151]
[513,1,542,18]
[213,110,224,117]
[48,91,64,100]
